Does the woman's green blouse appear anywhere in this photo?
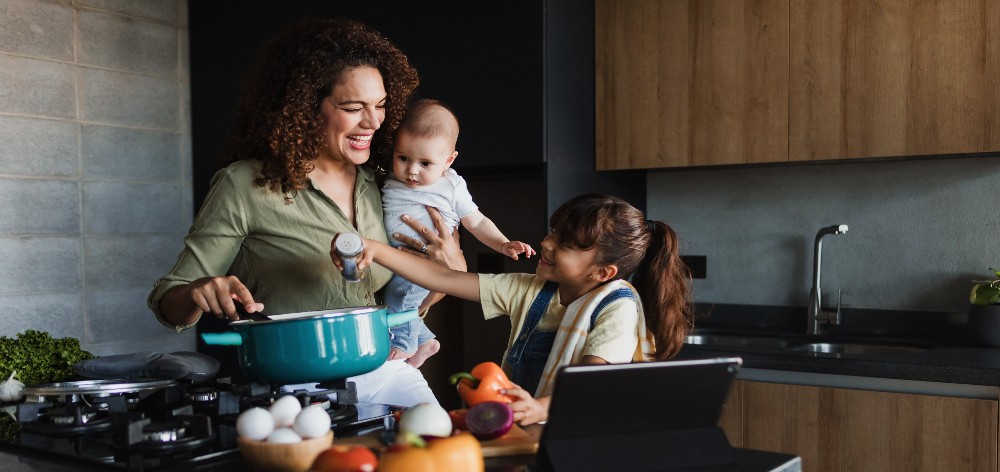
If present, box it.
[148,160,392,331]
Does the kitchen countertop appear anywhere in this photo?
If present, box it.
[0,422,801,472]
[678,303,1000,389]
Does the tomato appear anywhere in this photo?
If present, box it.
[309,444,378,472]
[448,408,468,430]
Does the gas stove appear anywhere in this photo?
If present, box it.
[0,377,400,471]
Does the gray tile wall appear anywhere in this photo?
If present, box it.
[0,0,193,355]
[647,155,1000,314]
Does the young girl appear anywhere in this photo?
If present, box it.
[332,193,694,424]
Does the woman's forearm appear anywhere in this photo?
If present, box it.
[158,284,202,327]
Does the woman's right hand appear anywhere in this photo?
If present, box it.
[185,275,264,321]
[391,206,467,272]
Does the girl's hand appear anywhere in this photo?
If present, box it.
[392,207,467,272]
[500,384,548,426]
[187,275,264,321]
[500,241,536,260]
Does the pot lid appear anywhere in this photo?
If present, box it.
[22,378,178,396]
[229,305,386,325]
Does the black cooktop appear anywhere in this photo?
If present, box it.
[0,378,398,471]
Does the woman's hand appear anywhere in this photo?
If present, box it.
[330,234,378,273]
[500,384,549,426]
[390,206,469,311]
[391,207,467,272]
[174,275,264,322]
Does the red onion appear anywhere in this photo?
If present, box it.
[465,401,514,440]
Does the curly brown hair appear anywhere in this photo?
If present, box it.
[221,17,419,197]
[548,193,695,360]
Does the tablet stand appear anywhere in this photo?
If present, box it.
[538,425,737,471]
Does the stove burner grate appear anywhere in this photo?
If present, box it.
[21,413,113,436]
[110,415,216,455]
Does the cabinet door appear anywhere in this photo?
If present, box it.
[789,0,1000,161]
[743,381,998,472]
[718,379,745,448]
[595,0,789,169]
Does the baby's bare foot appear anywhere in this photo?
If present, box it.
[388,347,413,361]
[405,339,441,368]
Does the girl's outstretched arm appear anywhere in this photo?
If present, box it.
[331,236,482,302]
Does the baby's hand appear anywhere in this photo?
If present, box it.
[500,241,536,261]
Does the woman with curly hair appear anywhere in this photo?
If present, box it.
[148,17,465,406]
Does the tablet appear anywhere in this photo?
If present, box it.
[542,356,743,439]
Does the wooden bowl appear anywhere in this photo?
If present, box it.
[237,430,334,472]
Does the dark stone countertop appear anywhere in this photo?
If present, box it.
[676,303,1000,387]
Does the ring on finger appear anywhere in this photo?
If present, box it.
[420,243,428,253]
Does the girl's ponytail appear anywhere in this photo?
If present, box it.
[548,193,694,360]
[632,220,694,360]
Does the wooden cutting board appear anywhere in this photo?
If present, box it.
[333,424,539,458]
[477,424,539,457]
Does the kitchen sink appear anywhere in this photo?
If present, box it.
[784,342,926,356]
[684,334,791,350]
[684,332,929,357]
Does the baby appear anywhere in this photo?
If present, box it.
[382,99,535,367]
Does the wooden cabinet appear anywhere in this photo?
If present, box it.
[719,380,999,472]
[789,0,1000,161]
[597,0,1000,170]
[595,0,789,169]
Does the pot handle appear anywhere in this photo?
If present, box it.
[200,332,243,346]
[386,309,419,327]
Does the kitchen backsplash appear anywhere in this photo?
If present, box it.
[0,0,194,355]
[648,154,1000,314]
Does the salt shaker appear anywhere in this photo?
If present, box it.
[334,233,364,282]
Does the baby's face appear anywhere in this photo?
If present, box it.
[391,133,457,187]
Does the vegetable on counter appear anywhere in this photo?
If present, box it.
[448,362,517,406]
[310,444,378,472]
[0,330,95,387]
[448,408,468,431]
[464,401,514,440]
[0,371,25,403]
[378,431,484,472]
[397,402,453,438]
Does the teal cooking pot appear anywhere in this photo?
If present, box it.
[200,306,418,385]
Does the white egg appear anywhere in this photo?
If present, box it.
[235,407,274,440]
[268,395,302,427]
[293,405,332,439]
[266,427,302,444]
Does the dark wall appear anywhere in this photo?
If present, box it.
[188,1,545,211]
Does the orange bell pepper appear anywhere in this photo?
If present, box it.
[448,361,517,406]
[379,432,484,472]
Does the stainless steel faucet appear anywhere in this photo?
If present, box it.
[807,224,848,335]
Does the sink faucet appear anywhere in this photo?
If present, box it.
[807,224,848,335]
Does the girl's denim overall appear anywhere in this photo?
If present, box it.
[506,281,636,395]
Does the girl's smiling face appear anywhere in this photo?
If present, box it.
[317,66,387,165]
[536,230,601,285]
